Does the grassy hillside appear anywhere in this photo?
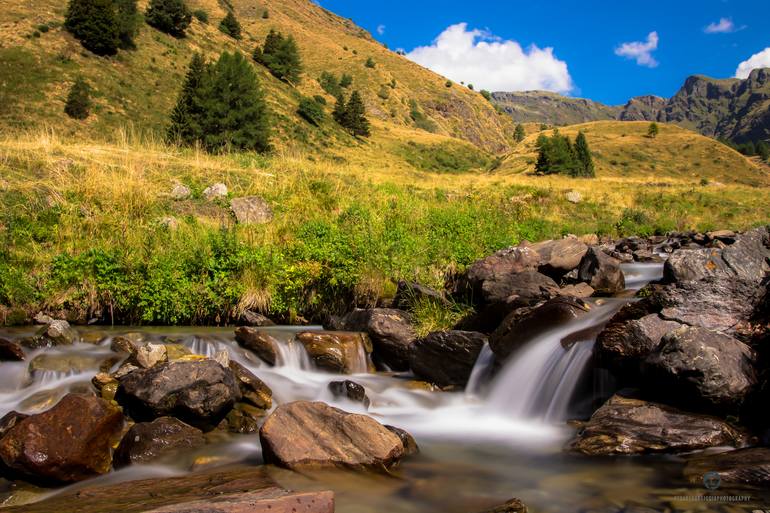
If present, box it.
[1,129,768,328]
[0,0,514,156]
[500,121,769,186]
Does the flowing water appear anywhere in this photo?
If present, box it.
[1,262,768,512]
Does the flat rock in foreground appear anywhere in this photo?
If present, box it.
[260,401,405,470]
[683,447,770,487]
[3,466,333,513]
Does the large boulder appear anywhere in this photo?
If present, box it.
[530,237,588,278]
[409,330,486,388]
[595,314,682,373]
[683,447,770,487]
[0,338,25,361]
[237,310,276,327]
[228,361,272,410]
[0,394,124,483]
[295,331,372,374]
[489,296,590,362]
[568,394,745,455]
[22,320,79,349]
[336,308,417,370]
[116,360,241,430]
[577,247,625,295]
[450,246,540,304]
[260,401,405,470]
[234,327,281,366]
[113,417,205,468]
[645,326,757,412]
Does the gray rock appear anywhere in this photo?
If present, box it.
[568,394,746,455]
[170,184,191,200]
[230,196,273,225]
[595,314,682,369]
[410,331,486,387]
[645,326,757,411]
[22,320,80,349]
[336,308,417,370]
[530,237,588,278]
[202,183,228,200]
[450,246,540,304]
[578,247,625,295]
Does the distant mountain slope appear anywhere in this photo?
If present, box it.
[491,91,621,125]
[499,121,767,187]
[493,69,770,143]
[0,0,514,154]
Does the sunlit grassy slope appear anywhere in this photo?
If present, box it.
[0,0,514,155]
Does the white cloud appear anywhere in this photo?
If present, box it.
[405,23,573,93]
[704,18,736,34]
[376,24,385,36]
[615,32,659,68]
[735,47,770,78]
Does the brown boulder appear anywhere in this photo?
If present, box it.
[569,394,745,456]
[450,246,541,304]
[22,320,79,349]
[0,338,25,361]
[234,327,280,366]
[260,401,405,470]
[295,331,372,374]
[335,308,417,370]
[0,394,124,483]
[409,330,487,387]
[577,247,625,295]
[684,447,770,487]
[228,361,272,410]
[477,498,528,513]
[113,417,205,468]
[328,380,370,408]
[595,314,682,371]
[531,237,588,278]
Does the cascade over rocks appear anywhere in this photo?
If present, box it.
[577,247,625,295]
[490,296,590,362]
[328,380,370,407]
[234,327,280,366]
[409,330,487,387]
[569,394,746,455]
[115,359,241,430]
[113,417,205,467]
[334,308,417,370]
[260,401,406,470]
[645,326,757,412]
[295,331,373,374]
[0,394,124,483]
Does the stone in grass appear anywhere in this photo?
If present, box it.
[231,196,273,225]
[203,183,228,200]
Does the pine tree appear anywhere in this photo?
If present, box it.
[342,90,370,137]
[254,30,303,84]
[332,93,347,125]
[757,140,770,161]
[647,122,659,138]
[218,11,241,40]
[167,52,207,144]
[297,96,325,126]
[64,0,120,56]
[319,71,342,96]
[64,77,92,120]
[145,0,192,38]
[115,0,140,49]
[339,73,353,88]
[514,123,525,143]
[198,52,270,152]
[573,131,595,177]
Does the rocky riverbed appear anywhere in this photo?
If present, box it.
[0,228,768,512]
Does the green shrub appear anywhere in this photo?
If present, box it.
[37,24,50,33]
[319,71,341,96]
[145,0,192,38]
[365,57,375,68]
[64,77,92,120]
[253,30,303,83]
[218,11,241,39]
[298,96,325,126]
[192,9,208,23]
[339,73,353,88]
[480,89,491,101]
[64,0,120,56]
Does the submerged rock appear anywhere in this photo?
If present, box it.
[0,338,25,361]
[683,447,770,487]
[328,380,370,408]
[295,331,372,374]
[260,401,405,470]
[113,417,205,468]
[409,330,486,388]
[116,360,241,430]
[577,247,625,295]
[645,326,757,412]
[0,394,124,483]
[336,308,417,370]
[234,327,281,366]
[569,394,745,455]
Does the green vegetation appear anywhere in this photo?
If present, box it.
[647,122,659,139]
[167,52,270,152]
[192,9,208,24]
[64,0,120,56]
[480,90,492,102]
[365,57,376,69]
[398,141,492,173]
[297,96,325,126]
[514,124,525,143]
[720,138,770,161]
[339,73,353,88]
[409,100,438,133]
[64,77,92,120]
[319,71,342,97]
[333,91,370,137]
[115,0,140,49]
[145,0,192,38]
[218,11,242,40]
[253,30,303,84]
[535,129,595,177]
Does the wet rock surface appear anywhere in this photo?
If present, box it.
[577,247,625,295]
[21,320,79,349]
[260,401,405,470]
[410,330,487,387]
[0,394,124,483]
[476,498,528,513]
[328,380,370,407]
[335,308,417,370]
[295,331,372,374]
[228,361,272,410]
[116,360,241,430]
[569,394,746,455]
[0,338,25,361]
[595,314,682,372]
[683,447,770,486]
[234,327,281,366]
[113,417,205,467]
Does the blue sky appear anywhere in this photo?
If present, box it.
[317,0,770,105]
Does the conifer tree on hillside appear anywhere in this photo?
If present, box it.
[334,90,370,137]
[218,11,242,40]
[647,122,659,139]
[573,131,595,177]
[514,123,525,143]
[339,73,353,88]
[65,0,120,56]
[145,0,192,38]
[535,130,581,176]
[115,0,140,49]
[253,30,303,84]
[167,52,207,144]
[64,77,92,120]
[332,93,347,125]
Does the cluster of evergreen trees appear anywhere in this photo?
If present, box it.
[167,52,270,153]
[535,130,595,177]
[253,30,302,84]
[720,138,770,161]
[333,91,370,137]
[64,0,141,55]
[318,71,352,97]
